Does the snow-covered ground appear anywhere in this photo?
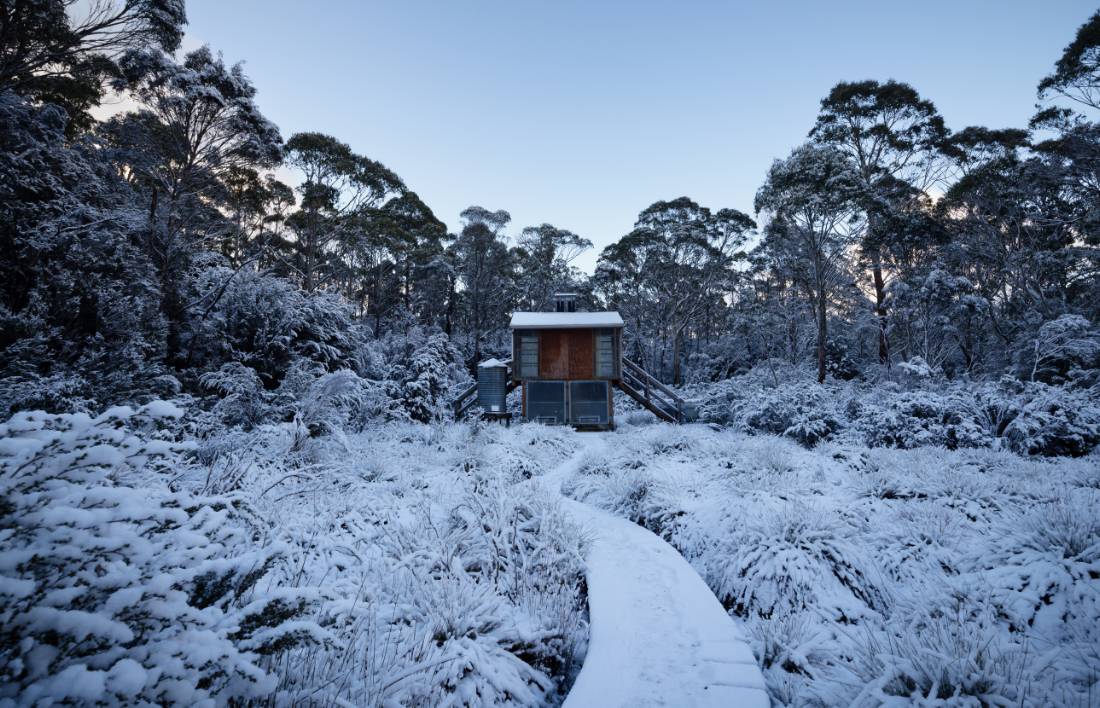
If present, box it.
[3,404,1097,706]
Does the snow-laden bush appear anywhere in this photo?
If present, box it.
[188,267,360,387]
[1019,314,1100,387]
[735,383,845,447]
[386,331,470,423]
[1002,383,1100,457]
[0,404,326,705]
[562,421,1100,706]
[843,586,1047,706]
[199,361,269,429]
[856,389,992,450]
[745,612,833,706]
[288,368,385,449]
[709,503,883,622]
[981,492,1100,638]
[178,420,589,705]
[0,372,95,418]
[374,483,588,705]
[692,371,1100,457]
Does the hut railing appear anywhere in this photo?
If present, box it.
[618,357,685,423]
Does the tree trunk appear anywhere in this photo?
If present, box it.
[671,328,683,386]
[162,273,184,368]
[816,293,827,384]
[872,259,890,366]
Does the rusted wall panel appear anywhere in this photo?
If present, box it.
[539,330,569,378]
[569,329,594,378]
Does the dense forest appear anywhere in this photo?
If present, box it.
[1,2,1098,705]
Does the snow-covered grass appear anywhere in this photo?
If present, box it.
[181,419,590,706]
[559,422,1100,706]
[1,407,588,706]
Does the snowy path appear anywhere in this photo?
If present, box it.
[542,436,770,708]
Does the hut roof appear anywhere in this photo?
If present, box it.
[509,311,624,329]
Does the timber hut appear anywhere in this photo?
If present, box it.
[510,293,623,429]
[453,293,691,428]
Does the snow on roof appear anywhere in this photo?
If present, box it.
[478,358,507,368]
[510,311,625,329]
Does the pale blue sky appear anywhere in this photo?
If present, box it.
[184,1,1096,272]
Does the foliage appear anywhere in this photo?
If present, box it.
[0,404,325,704]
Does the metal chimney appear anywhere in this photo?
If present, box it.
[553,292,578,312]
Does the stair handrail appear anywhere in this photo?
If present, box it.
[621,357,684,407]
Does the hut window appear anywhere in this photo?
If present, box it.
[595,330,615,378]
[518,333,539,378]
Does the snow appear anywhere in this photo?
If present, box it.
[510,312,625,329]
[540,437,769,708]
[5,392,1096,706]
[479,357,508,368]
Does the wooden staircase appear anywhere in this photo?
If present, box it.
[615,357,689,423]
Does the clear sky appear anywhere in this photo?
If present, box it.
[182,0,1097,272]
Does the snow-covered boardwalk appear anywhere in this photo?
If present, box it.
[544,440,769,708]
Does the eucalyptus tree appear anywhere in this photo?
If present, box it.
[220,166,295,268]
[514,223,592,310]
[1038,9,1100,112]
[450,206,515,361]
[0,0,186,131]
[282,132,405,293]
[755,144,865,383]
[1033,10,1100,321]
[594,197,753,383]
[105,45,283,364]
[810,79,947,366]
[377,191,448,320]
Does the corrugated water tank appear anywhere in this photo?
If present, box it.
[477,359,509,413]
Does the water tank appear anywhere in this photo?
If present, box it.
[477,359,509,413]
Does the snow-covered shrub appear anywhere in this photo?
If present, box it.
[199,361,269,429]
[566,419,1097,706]
[0,404,326,705]
[745,612,833,706]
[289,368,386,447]
[857,389,991,450]
[843,588,1045,706]
[386,331,470,423]
[736,383,844,447]
[1002,383,1100,457]
[182,419,589,705]
[869,499,969,581]
[441,483,588,680]
[980,492,1100,637]
[0,372,94,418]
[189,268,360,388]
[710,503,883,621]
[1019,314,1100,387]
